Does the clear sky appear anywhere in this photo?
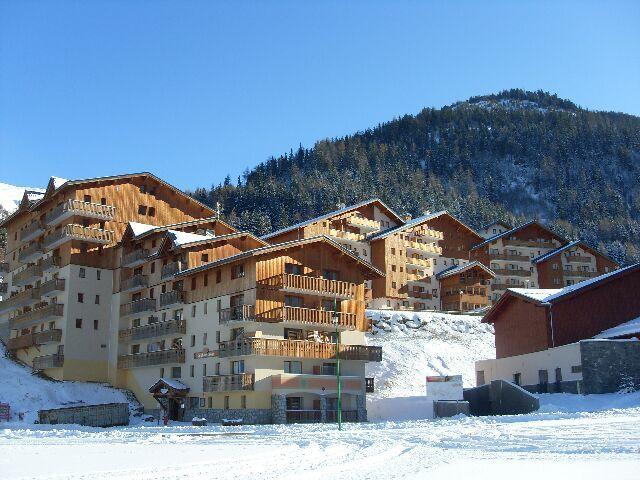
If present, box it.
[1,0,639,191]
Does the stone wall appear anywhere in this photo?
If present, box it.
[183,408,272,425]
[38,403,129,427]
[580,340,640,394]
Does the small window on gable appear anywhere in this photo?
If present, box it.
[216,270,222,283]
[148,207,156,217]
[138,205,147,215]
[231,264,245,279]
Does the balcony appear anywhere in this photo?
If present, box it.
[122,249,150,268]
[159,289,186,309]
[219,304,256,323]
[565,255,592,264]
[40,278,66,298]
[119,318,186,342]
[12,264,43,287]
[502,238,556,249]
[40,255,61,273]
[408,291,433,300]
[346,215,381,233]
[44,224,115,250]
[272,373,365,394]
[120,298,157,317]
[406,273,431,284]
[117,348,185,369]
[278,273,357,299]
[489,253,531,263]
[0,282,7,294]
[328,229,366,244]
[45,199,116,227]
[10,303,64,329]
[203,373,255,392]
[218,337,382,361]
[219,304,358,330]
[20,221,45,243]
[405,241,442,257]
[492,282,525,291]
[18,242,44,263]
[121,274,148,294]
[407,228,444,242]
[564,270,598,279]
[406,257,431,268]
[161,261,187,279]
[33,353,64,370]
[7,329,62,351]
[0,262,9,275]
[492,268,532,277]
[0,288,41,314]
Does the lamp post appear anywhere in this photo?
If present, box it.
[332,297,342,431]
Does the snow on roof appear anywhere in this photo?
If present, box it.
[51,176,69,189]
[507,288,562,302]
[532,240,581,264]
[128,221,157,237]
[368,211,447,241]
[150,377,190,392]
[168,229,214,246]
[594,316,640,339]
[435,261,495,280]
[261,198,403,240]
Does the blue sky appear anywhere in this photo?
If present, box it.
[1,0,639,190]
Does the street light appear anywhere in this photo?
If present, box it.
[332,297,342,431]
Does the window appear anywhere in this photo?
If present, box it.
[232,360,245,374]
[202,364,207,376]
[284,361,302,374]
[217,299,222,312]
[79,268,86,278]
[216,270,221,283]
[151,262,156,274]
[240,395,247,409]
[286,397,302,411]
[216,331,220,343]
[391,265,396,272]
[203,332,208,345]
[190,365,195,377]
[224,396,230,409]
[285,263,303,275]
[392,282,396,289]
[148,207,156,217]
[201,253,209,262]
[160,367,165,377]
[284,295,303,308]
[138,205,147,215]
[476,370,485,386]
[171,367,182,379]
[538,369,548,385]
[555,368,562,383]
[75,318,82,328]
[199,397,206,408]
[77,293,84,303]
[391,248,396,255]
[215,362,220,375]
[190,335,196,347]
[95,295,100,305]
[204,303,208,315]
[96,270,101,280]
[571,365,582,373]
[191,277,197,290]
[132,344,140,354]
[323,269,339,281]
[84,195,92,203]
[513,373,521,386]
[204,275,208,287]
[207,397,212,408]
[191,305,196,317]
[133,318,141,328]
[80,242,88,253]
[284,328,303,340]
[231,264,245,279]
[93,320,99,330]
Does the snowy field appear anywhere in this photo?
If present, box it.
[1,392,640,480]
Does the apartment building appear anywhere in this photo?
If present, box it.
[263,199,490,312]
[114,234,382,423]
[470,221,618,302]
[0,173,215,381]
[436,261,494,312]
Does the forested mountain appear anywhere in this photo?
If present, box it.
[191,89,640,265]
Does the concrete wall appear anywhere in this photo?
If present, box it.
[463,380,539,416]
[38,402,129,427]
[580,340,640,394]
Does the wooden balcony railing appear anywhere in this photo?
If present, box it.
[564,270,598,279]
[279,273,357,299]
[406,273,431,284]
[346,215,381,232]
[565,255,593,264]
[18,242,44,263]
[218,338,382,361]
[39,255,61,272]
[0,288,41,314]
[122,249,150,268]
[405,241,442,256]
[502,238,556,249]
[40,278,66,297]
[20,221,45,243]
[405,257,431,268]
[408,228,444,242]
[203,373,255,392]
[408,291,433,300]
[161,261,187,279]
[281,305,357,329]
[328,229,366,243]
[12,264,43,287]
[7,329,62,351]
[45,199,116,226]
[120,298,157,317]
[117,348,185,369]
[119,319,186,342]
[159,289,186,308]
[33,353,64,370]
[10,303,64,329]
[492,282,526,290]
[44,224,115,250]
[489,253,531,262]
[121,274,148,293]
[492,268,532,277]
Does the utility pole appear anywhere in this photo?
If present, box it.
[332,296,342,431]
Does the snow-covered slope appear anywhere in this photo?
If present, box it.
[365,310,495,399]
[0,342,134,423]
[0,182,43,213]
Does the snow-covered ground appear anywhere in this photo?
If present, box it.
[0,182,42,213]
[1,392,639,479]
[0,342,134,423]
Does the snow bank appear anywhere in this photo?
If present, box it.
[365,310,495,401]
[0,342,135,424]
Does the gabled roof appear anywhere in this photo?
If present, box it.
[122,217,237,243]
[149,378,190,395]
[480,220,512,231]
[594,315,640,339]
[261,198,404,240]
[177,235,385,279]
[471,220,567,250]
[532,240,618,266]
[368,210,483,242]
[435,261,495,280]
[483,263,639,324]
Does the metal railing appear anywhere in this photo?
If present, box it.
[161,261,187,279]
[159,289,186,308]
[117,348,185,369]
[7,329,62,351]
[120,298,157,316]
[203,373,255,392]
[0,287,41,314]
[119,319,186,342]
[18,242,44,263]
[122,249,149,268]
[218,338,382,361]
[20,221,45,242]
[9,303,64,329]
[33,353,64,370]
[219,304,256,323]
[40,255,61,272]
[12,264,43,286]
[121,274,148,292]
[40,278,66,297]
